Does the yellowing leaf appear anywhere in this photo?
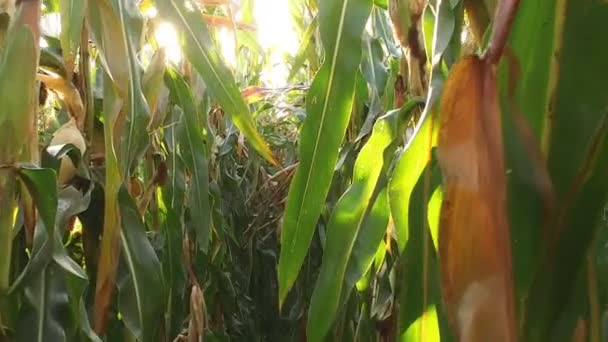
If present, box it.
[49,118,86,185]
[37,72,85,128]
[436,56,517,342]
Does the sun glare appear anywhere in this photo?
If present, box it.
[253,0,298,55]
[218,27,237,68]
[143,6,158,18]
[260,54,290,88]
[146,1,299,87]
[154,22,182,64]
[251,0,299,87]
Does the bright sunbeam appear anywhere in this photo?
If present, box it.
[253,0,298,55]
[218,27,237,68]
[260,54,290,88]
[149,1,299,87]
[251,0,299,87]
[154,22,182,64]
[143,6,158,18]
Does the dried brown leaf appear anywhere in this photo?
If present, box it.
[437,56,517,342]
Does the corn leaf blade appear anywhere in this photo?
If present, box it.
[156,0,276,164]
[308,106,414,341]
[277,0,373,306]
[165,69,211,251]
[116,188,164,341]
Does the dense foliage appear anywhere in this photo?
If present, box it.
[0,0,608,341]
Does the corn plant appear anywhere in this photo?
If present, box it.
[0,0,607,341]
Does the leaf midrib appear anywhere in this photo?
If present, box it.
[120,229,144,336]
[116,0,138,169]
[291,0,351,251]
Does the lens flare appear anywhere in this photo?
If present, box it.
[154,22,182,64]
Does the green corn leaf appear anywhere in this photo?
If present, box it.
[308,104,417,342]
[381,58,399,111]
[87,0,151,329]
[87,0,150,175]
[342,185,389,301]
[397,161,446,341]
[16,263,73,342]
[0,172,16,316]
[58,0,85,75]
[15,181,99,342]
[287,15,318,82]
[53,186,99,342]
[497,2,565,301]
[357,33,390,140]
[90,68,124,334]
[157,108,188,337]
[7,168,57,296]
[142,48,167,120]
[156,0,276,165]
[277,0,373,307]
[388,0,459,254]
[54,187,100,342]
[400,306,441,342]
[117,188,164,341]
[165,69,211,251]
[372,8,399,57]
[489,0,608,338]
[344,100,425,305]
[0,14,37,163]
[374,0,388,9]
[16,168,58,236]
[527,8,608,341]
[361,35,388,99]
[388,0,461,339]
[389,116,433,253]
[422,5,434,64]
[159,202,186,339]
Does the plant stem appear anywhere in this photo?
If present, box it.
[485,0,520,65]
[0,174,16,291]
[0,172,16,332]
